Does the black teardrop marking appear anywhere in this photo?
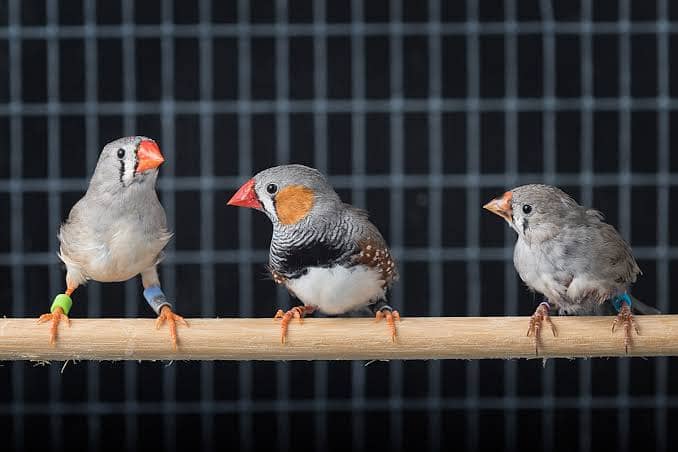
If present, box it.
[133,148,139,174]
[119,159,125,185]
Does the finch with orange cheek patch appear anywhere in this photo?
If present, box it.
[39,136,187,349]
[228,164,400,344]
[484,184,659,354]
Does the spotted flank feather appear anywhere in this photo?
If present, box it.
[354,240,398,288]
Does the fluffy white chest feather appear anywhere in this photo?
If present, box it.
[285,265,386,315]
[63,219,168,283]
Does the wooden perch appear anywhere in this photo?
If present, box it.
[0,316,677,361]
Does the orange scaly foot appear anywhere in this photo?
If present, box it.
[274,306,316,344]
[526,301,557,355]
[612,304,639,354]
[37,306,71,345]
[375,308,401,343]
[156,305,189,351]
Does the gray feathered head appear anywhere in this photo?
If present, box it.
[89,136,164,193]
[227,164,342,227]
[484,184,592,242]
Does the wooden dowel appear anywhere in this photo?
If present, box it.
[0,316,677,361]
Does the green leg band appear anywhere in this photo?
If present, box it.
[51,294,73,315]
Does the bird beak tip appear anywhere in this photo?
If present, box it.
[136,139,165,173]
[484,191,513,222]
[227,178,263,209]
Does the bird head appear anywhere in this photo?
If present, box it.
[227,164,341,227]
[484,184,581,242]
[91,136,165,192]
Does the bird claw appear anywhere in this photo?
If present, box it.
[612,304,639,354]
[375,309,401,343]
[37,307,71,346]
[526,302,556,355]
[155,306,188,351]
[274,306,315,344]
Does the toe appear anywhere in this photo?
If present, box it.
[37,313,52,324]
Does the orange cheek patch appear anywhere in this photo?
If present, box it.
[275,185,315,225]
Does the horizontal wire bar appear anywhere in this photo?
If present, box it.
[1,395,676,415]
[0,21,673,39]
[0,98,674,116]
[0,172,676,194]
[0,245,674,267]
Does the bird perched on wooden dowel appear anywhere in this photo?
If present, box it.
[228,164,400,343]
[39,136,187,349]
[484,184,658,354]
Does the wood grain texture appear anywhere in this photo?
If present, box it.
[0,316,677,361]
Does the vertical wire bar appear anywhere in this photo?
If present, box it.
[465,0,480,449]
[655,1,669,450]
[274,1,291,450]
[160,0,177,450]
[121,1,139,449]
[503,1,519,450]
[350,0,366,449]
[198,0,216,449]
[46,1,64,450]
[389,1,404,449]
[579,2,594,451]
[83,0,102,449]
[427,0,443,450]
[236,1,254,449]
[312,0,329,449]
[618,2,632,450]
[8,0,24,450]
[539,1,556,450]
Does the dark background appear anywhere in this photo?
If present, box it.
[1,0,678,451]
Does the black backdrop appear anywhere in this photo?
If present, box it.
[1,1,678,451]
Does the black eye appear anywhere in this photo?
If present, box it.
[266,183,278,195]
[117,148,125,159]
[522,204,533,214]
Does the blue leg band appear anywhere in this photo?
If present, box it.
[143,286,172,315]
[611,292,632,313]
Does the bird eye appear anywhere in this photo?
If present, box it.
[266,183,278,195]
[117,148,125,159]
[522,204,533,214]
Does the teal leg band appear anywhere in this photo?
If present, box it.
[50,294,73,315]
[611,292,632,313]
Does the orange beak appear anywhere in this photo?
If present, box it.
[228,178,262,209]
[136,139,165,173]
[483,191,514,223]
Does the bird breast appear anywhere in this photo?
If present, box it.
[513,237,570,302]
[60,216,171,283]
[285,264,387,315]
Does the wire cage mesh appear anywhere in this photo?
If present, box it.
[0,0,677,451]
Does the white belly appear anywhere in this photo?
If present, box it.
[286,265,386,315]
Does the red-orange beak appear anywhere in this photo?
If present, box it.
[483,191,514,223]
[136,140,165,173]
[228,178,262,209]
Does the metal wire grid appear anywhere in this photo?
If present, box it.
[0,0,675,451]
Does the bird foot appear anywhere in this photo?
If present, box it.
[274,306,316,344]
[37,307,71,345]
[375,309,401,343]
[155,306,189,351]
[612,304,639,354]
[526,302,557,355]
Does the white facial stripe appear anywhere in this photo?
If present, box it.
[259,190,277,221]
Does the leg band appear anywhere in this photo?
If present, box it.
[143,286,172,315]
[50,294,73,315]
[611,292,632,313]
